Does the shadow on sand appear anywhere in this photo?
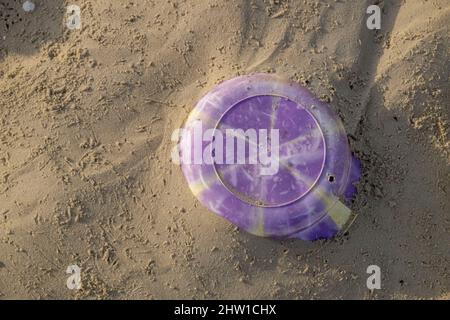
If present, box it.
[0,0,66,61]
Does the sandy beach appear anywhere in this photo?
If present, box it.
[0,0,449,299]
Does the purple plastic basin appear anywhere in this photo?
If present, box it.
[179,73,360,241]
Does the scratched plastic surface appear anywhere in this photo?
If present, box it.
[180,73,360,241]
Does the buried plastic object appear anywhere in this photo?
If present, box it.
[179,73,360,241]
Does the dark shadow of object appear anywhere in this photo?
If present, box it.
[0,0,65,61]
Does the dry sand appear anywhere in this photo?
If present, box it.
[0,0,448,299]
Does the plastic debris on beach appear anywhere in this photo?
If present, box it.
[179,73,360,241]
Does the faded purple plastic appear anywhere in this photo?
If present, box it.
[180,73,360,241]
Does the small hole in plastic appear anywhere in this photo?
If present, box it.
[328,175,335,183]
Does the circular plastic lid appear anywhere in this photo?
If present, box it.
[214,95,326,208]
[179,73,360,241]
